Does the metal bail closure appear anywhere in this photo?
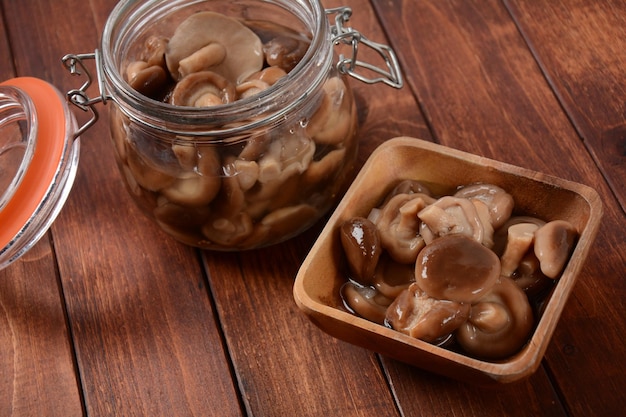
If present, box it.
[326,7,403,89]
[61,50,108,139]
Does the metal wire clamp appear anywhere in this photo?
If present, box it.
[326,7,403,89]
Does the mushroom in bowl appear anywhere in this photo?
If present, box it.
[294,137,602,384]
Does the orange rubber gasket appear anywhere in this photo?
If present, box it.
[0,77,67,249]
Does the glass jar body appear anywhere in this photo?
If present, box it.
[101,0,359,250]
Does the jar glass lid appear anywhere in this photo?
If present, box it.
[0,77,79,268]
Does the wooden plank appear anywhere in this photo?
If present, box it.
[0,7,13,81]
[3,1,243,415]
[0,240,84,417]
[374,0,626,415]
[505,0,626,213]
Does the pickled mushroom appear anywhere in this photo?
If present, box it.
[371,255,415,299]
[301,148,347,189]
[126,63,168,98]
[492,216,546,256]
[534,220,578,278]
[153,201,212,245]
[202,212,254,246]
[160,146,222,207]
[386,283,470,344]
[376,193,436,264]
[415,234,500,303]
[178,43,227,79]
[165,11,264,83]
[306,77,356,146]
[257,135,315,184]
[125,36,170,97]
[236,66,288,100]
[340,217,382,285]
[245,66,288,85]
[243,18,311,72]
[418,196,494,247]
[511,252,553,297]
[341,281,393,325]
[454,183,514,229]
[499,222,540,276]
[263,34,310,73]
[456,276,534,359]
[258,204,318,238]
[125,145,175,192]
[222,157,259,192]
[381,179,432,206]
[236,79,271,100]
[169,71,236,107]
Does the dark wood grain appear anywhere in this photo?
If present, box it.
[0,239,84,417]
[1,0,625,416]
[505,0,626,214]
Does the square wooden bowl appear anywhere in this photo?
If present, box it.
[293,137,602,384]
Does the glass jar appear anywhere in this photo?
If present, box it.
[0,77,80,268]
[64,0,402,250]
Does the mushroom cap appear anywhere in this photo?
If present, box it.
[372,254,415,299]
[492,216,546,256]
[169,71,236,107]
[499,222,541,277]
[381,179,432,206]
[376,193,435,264]
[454,183,515,229]
[415,234,501,303]
[340,217,383,285]
[418,196,493,247]
[127,64,169,98]
[165,11,264,83]
[341,282,392,325]
[386,283,470,343]
[456,276,534,359]
[534,219,578,278]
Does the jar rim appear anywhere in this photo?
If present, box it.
[100,0,333,138]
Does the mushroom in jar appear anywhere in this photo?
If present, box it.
[414,234,501,304]
[456,276,534,359]
[244,19,311,73]
[386,283,470,344]
[256,204,318,242]
[245,66,288,85]
[235,66,287,100]
[169,71,237,107]
[306,77,358,146]
[160,144,222,207]
[125,36,170,98]
[165,11,264,83]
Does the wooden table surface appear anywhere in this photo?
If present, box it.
[1,0,625,416]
